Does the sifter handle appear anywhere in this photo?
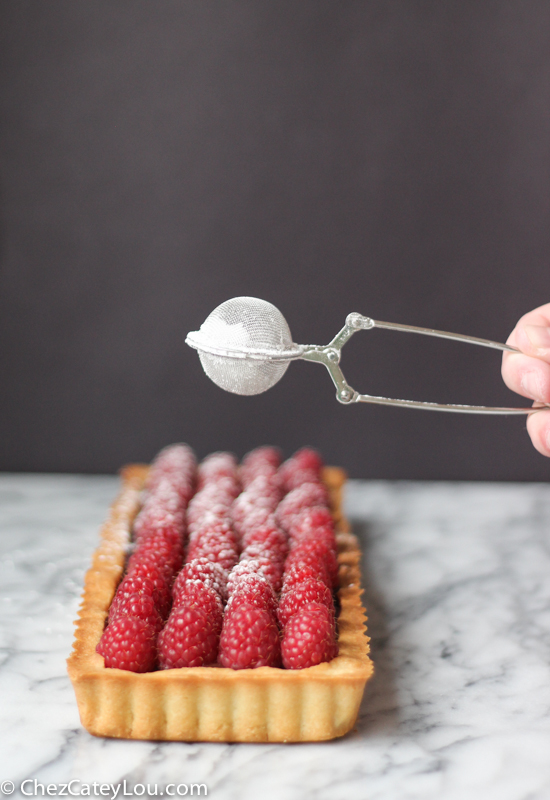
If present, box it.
[299,313,548,415]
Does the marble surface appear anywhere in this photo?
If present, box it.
[1,475,550,799]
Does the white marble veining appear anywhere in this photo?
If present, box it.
[1,475,550,799]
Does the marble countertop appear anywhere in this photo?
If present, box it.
[1,475,550,800]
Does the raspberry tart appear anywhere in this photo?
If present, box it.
[67,445,373,742]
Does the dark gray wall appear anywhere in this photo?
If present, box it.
[0,1,549,479]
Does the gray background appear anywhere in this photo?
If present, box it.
[0,1,549,479]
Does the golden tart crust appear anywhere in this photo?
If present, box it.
[67,465,373,742]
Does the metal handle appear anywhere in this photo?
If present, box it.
[299,313,546,415]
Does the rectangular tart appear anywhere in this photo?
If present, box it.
[67,465,373,742]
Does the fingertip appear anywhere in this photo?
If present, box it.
[501,352,550,402]
[526,410,550,457]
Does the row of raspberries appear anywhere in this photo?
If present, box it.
[97,444,340,672]
[97,445,196,671]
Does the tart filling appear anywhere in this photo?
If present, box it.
[67,446,373,742]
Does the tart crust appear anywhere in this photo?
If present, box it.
[67,465,373,742]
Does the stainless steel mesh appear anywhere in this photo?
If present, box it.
[187,297,299,395]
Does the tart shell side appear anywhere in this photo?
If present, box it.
[67,465,373,742]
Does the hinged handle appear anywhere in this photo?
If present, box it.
[300,313,545,415]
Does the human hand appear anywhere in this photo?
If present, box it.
[502,303,550,456]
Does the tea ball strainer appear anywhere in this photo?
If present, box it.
[186,297,542,414]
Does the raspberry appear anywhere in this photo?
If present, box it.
[241,463,281,489]
[134,531,184,575]
[288,506,334,537]
[97,615,158,672]
[146,444,196,500]
[282,468,320,492]
[218,603,281,669]
[241,523,289,562]
[186,533,239,571]
[289,526,337,554]
[226,560,266,594]
[234,507,276,538]
[292,447,324,473]
[158,607,220,668]
[134,504,185,542]
[187,488,234,530]
[226,572,277,615]
[232,492,279,530]
[281,603,338,670]
[124,561,173,618]
[243,445,282,465]
[172,580,224,629]
[279,448,323,491]
[150,443,196,475]
[187,506,232,535]
[285,540,339,588]
[276,482,329,531]
[173,558,228,601]
[239,549,284,593]
[204,476,241,498]
[108,590,164,633]
[188,518,238,547]
[245,474,283,500]
[110,574,156,606]
[282,562,331,592]
[277,578,335,627]
[197,452,239,487]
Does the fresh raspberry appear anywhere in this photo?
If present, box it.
[146,444,196,499]
[282,562,331,592]
[123,560,173,618]
[241,446,281,478]
[234,506,276,538]
[276,482,329,531]
[287,506,334,537]
[203,475,241,498]
[245,474,283,501]
[240,448,282,490]
[190,480,237,506]
[218,603,281,669]
[233,491,278,520]
[226,572,277,615]
[277,578,335,627]
[187,488,234,530]
[278,448,323,489]
[186,533,238,571]
[282,468,321,492]
[173,558,228,601]
[197,452,239,487]
[134,531,184,575]
[281,603,338,670]
[239,549,284,593]
[97,615,158,672]
[134,504,185,542]
[241,523,289,562]
[285,540,339,588]
[150,443,196,475]
[226,560,266,594]
[110,574,156,607]
[188,517,238,547]
[158,607,220,668]
[292,447,324,473]
[187,509,233,537]
[108,590,164,633]
[241,463,281,489]
[171,580,224,630]
[148,475,188,506]
[289,526,337,554]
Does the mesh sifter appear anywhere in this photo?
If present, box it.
[186,296,543,414]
